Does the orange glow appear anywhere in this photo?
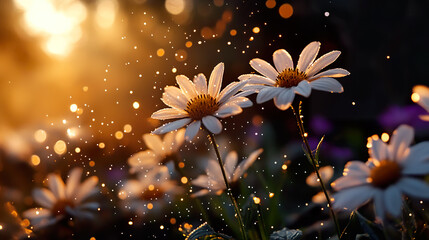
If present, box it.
[279,3,293,19]
[252,27,260,34]
[266,0,276,9]
[185,41,192,48]
[230,29,237,36]
[157,48,165,57]
[411,93,420,102]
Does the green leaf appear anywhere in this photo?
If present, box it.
[269,227,302,240]
[242,194,258,229]
[314,136,325,167]
[186,223,232,240]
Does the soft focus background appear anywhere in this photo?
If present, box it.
[1,0,429,239]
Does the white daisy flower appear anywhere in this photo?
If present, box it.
[128,129,185,173]
[120,166,183,214]
[23,168,99,228]
[239,41,350,110]
[151,62,252,140]
[191,148,263,197]
[412,85,429,121]
[331,125,429,219]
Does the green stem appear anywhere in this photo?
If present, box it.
[208,132,248,240]
[172,154,210,224]
[256,202,268,240]
[291,105,342,239]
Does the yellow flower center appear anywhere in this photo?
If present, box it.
[276,68,307,88]
[368,160,402,189]
[185,94,219,120]
[51,199,75,216]
[140,185,165,201]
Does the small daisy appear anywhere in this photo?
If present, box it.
[120,166,182,214]
[151,62,252,140]
[239,41,350,110]
[23,168,99,228]
[191,148,263,197]
[412,85,429,121]
[128,129,185,173]
[331,125,429,219]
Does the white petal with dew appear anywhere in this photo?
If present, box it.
[297,41,320,72]
[273,49,294,72]
[331,176,367,191]
[402,163,429,175]
[249,58,278,80]
[215,104,242,118]
[152,118,191,135]
[185,120,201,141]
[202,116,222,134]
[162,86,188,110]
[208,63,224,97]
[151,108,188,120]
[193,73,208,94]
[176,75,198,99]
[306,50,341,77]
[370,139,389,162]
[238,74,276,85]
[219,81,248,104]
[310,77,344,93]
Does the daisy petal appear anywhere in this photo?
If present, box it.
[78,202,100,210]
[228,97,253,108]
[242,84,266,93]
[151,108,189,120]
[48,174,66,199]
[389,124,414,161]
[202,116,222,134]
[152,118,192,135]
[191,189,211,198]
[310,77,344,93]
[309,68,350,81]
[194,73,208,94]
[176,75,198,99]
[402,142,429,165]
[219,81,248,104]
[192,175,210,188]
[216,104,242,118]
[75,176,98,203]
[185,121,201,141]
[233,148,263,182]
[332,185,375,211]
[273,89,295,110]
[273,49,294,72]
[23,208,51,220]
[384,186,402,217]
[402,163,429,175]
[174,128,186,148]
[370,139,389,161]
[331,176,367,191]
[420,115,429,121]
[143,134,164,154]
[238,74,275,85]
[397,177,429,199]
[249,58,278,80]
[224,151,238,180]
[373,191,386,221]
[294,80,312,97]
[306,51,341,77]
[66,168,83,199]
[256,87,282,104]
[342,161,370,178]
[33,188,56,208]
[208,62,225,97]
[162,86,188,109]
[297,41,320,72]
